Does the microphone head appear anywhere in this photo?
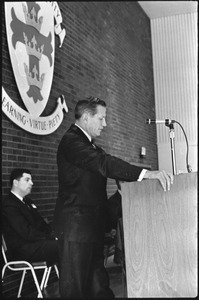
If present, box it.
[145,119,176,125]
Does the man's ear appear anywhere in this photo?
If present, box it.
[82,111,89,123]
[13,179,19,187]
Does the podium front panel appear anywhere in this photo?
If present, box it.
[121,172,197,297]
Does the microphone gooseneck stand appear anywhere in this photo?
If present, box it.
[146,118,192,175]
[165,122,177,175]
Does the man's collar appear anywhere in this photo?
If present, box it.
[11,191,23,202]
[75,123,92,142]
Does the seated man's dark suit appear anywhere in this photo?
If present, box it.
[108,189,122,230]
[53,124,144,298]
[108,190,125,264]
[2,192,59,265]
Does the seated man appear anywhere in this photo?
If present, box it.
[108,179,122,230]
[2,168,59,266]
[108,180,127,295]
[108,180,124,265]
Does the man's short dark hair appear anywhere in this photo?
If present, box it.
[10,168,31,186]
[75,96,106,120]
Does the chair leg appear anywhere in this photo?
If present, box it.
[43,267,51,289]
[2,265,7,282]
[54,265,59,278]
[43,265,59,288]
[40,268,49,291]
[29,268,43,298]
[2,266,27,298]
[2,264,59,298]
[17,270,26,298]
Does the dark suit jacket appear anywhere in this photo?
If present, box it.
[2,192,54,260]
[53,124,144,242]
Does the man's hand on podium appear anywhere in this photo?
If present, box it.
[143,170,174,192]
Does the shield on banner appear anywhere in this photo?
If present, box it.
[5,2,55,118]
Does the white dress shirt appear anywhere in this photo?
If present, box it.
[11,191,24,202]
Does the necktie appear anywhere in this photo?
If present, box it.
[91,140,96,149]
[22,199,30,209]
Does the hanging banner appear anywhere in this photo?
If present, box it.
[3,2,67,135]
[2,87,68,135]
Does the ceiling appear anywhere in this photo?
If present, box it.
[138,1,198,19]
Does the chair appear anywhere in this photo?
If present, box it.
[2,235,59,298]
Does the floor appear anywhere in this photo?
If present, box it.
[41,255,126,298]
[107,257,126,298]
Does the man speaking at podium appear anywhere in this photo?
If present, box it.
[53,96,173,298]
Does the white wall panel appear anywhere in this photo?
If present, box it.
[151,13,197,173]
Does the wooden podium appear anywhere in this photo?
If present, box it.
[121,172,197,297]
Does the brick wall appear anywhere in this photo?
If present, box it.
[2,2,158,297]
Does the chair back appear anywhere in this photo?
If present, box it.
[2,235,9,264]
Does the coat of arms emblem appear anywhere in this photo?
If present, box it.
[3,2,67,134]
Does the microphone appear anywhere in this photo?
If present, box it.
[146,119,175,125]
